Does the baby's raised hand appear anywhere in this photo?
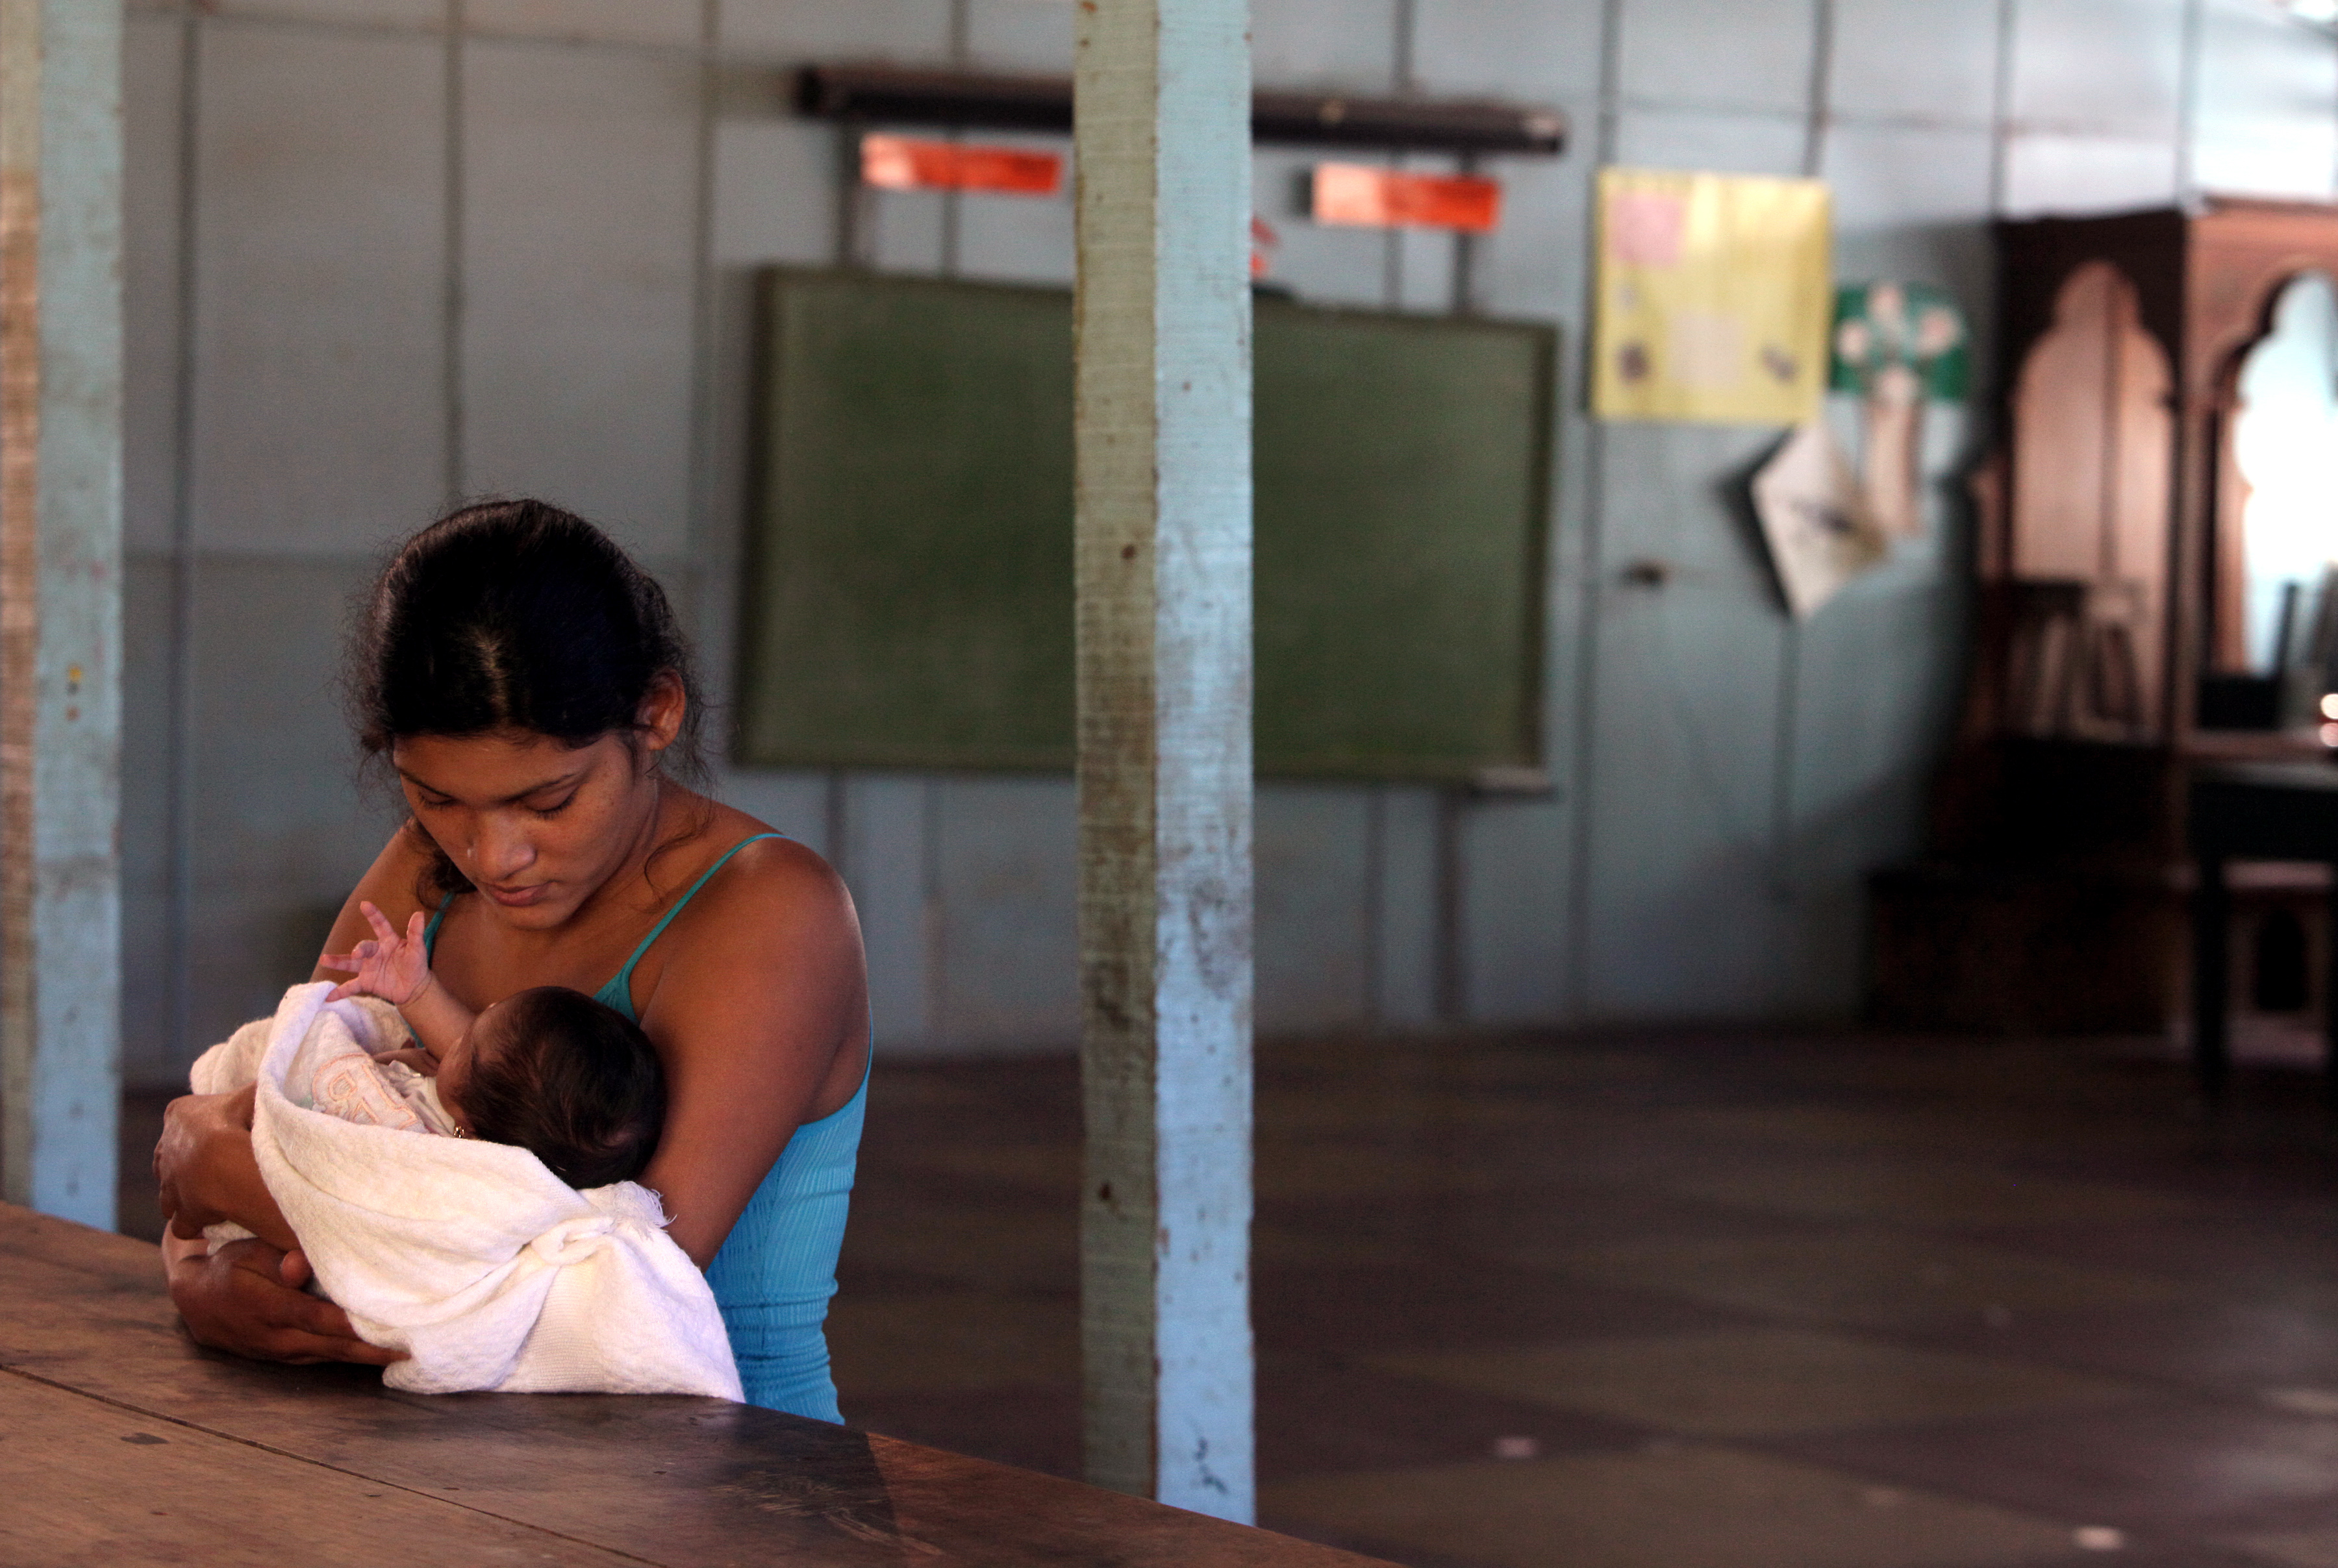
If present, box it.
[321,902,436,1008]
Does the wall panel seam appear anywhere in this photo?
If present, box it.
[2175,0,2204,203]
[171,12,449,44]
[1988,0,2015,214]
[162,7,201,1068]
[684,0,718,625]
[442,0,464,504]
[1565,0,1627,1018]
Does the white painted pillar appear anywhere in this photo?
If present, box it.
[0,0,124,1228]
[1074,0,1255,1523]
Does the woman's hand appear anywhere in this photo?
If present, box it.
[320,901,435,1008]
[164,1234,403,1366]
[153,1084,260,1239]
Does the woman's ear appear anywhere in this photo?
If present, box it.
[638,670,686,756]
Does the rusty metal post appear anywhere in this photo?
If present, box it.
[0,0,124,1227]
[1074,0,1255,1522]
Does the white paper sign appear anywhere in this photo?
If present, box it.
[1752,420,1889,618]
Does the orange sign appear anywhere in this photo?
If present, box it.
[1251,215,1280,279]
[860,134,1063,196]
[1311,164,1501,233]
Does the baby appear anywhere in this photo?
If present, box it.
[314,901,666,1189]
[187,909,734,1400]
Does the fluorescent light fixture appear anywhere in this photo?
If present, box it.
[2277,0,2338,26]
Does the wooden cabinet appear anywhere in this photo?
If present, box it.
[1872,197,2338,1032]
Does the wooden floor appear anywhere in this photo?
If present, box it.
[122,1025,2338,1567]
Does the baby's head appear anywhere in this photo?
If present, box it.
[439,986,666,1188]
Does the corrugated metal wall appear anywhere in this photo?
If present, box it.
[121,0,2338,1078]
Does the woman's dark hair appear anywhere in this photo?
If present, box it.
[462,986,667,1189]
[347,499,707,904]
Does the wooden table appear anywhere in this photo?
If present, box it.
[0,1203,1382,1566]
[2190,759,2338,1096]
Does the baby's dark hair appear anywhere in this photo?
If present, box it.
[462,986,666,1189]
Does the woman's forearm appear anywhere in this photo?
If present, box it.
[208,1140,299,1252]
[164,1231,404,1367]
[181,1136,299,1252]
[155,1091,299,1252]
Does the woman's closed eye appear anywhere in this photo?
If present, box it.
[528,793,576,819]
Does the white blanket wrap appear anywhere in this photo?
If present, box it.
[191,982,741,1401]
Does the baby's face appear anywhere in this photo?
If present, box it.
[434,999,515,1134]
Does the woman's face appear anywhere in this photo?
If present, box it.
[392,722,666,932]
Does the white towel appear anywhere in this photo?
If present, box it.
[189,982,742,1401]
[192,990,450,1141]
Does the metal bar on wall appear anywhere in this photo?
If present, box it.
[803,62,1565,156]
[0,0,125,1226]
[1074,0,1256,1523]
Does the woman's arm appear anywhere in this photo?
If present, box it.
[153,1086,396,1363]
[153,828,431,1364]
[161,1232,402,1365]
[632,838,870,1267]
[153,1084,296,1251]
[155,836,433,1249]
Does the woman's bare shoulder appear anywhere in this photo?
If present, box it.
[650,808,857,975]
[667,799,841,901]
[624,802,869,1125]
[692,825,849,933]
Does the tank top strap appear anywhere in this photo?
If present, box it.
[603,832,788,1004]
[420,834,786,1020]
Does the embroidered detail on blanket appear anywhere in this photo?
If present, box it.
[309,1051,427,1132]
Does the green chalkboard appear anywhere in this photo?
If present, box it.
[738,269,1553,784]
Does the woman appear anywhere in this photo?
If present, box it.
[152,499,870,1421]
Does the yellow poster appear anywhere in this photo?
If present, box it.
[1592,168,1832,425]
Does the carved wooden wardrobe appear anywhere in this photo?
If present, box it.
[1872,198,2338,1032]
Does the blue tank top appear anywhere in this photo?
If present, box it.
[424,832,864,1422]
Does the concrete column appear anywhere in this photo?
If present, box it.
[1074,0,1255,1523]
[0,0,125,1228]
